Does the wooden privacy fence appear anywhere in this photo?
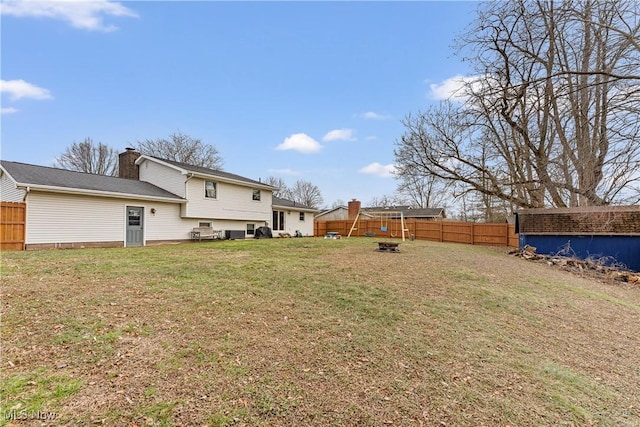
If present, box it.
[1,202,26,251]
[315,218,519,248]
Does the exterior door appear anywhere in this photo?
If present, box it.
[272,210,285,232]
[126,206,144,247]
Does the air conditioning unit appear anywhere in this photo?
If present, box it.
[225,230,246,240]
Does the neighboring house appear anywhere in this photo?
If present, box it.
[272,197,318,237]
[315,206,349,221]
[316,200,445,221]
[394,207,446,220]
[0,149,279,249]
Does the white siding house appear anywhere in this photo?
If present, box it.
[1,152,327,249]
[272,197,318,237]
[1,160,187,249]
[1,172,25,202]
[0,151,280,249]
[134,155,275,237]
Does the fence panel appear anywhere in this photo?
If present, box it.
[413,220,442,241]
[473,223,510,246]
[315,218,519,248]
[1,202,26,250]
[442,222,473,244]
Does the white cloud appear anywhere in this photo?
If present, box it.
[358,162,396,178]
[1,107,19,114]
[428,75,483,102]
[1,79,53,101]
[276,133,322,154]
[267,168,302,176]
[322,128,356,142]
[365,135,377,141]
[359,111,391,120]
[1,0,138,32]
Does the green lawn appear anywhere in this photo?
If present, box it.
[1,238,639,426]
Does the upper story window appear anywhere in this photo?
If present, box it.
[205,181,217,199]
[252,189,261,201]
[299,212,305,221]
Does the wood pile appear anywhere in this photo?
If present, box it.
[511,245,640,286]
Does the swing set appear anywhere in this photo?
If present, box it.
[347,210,409,241]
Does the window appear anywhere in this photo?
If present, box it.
[252,189,261,201]
[272,210,285,231]
[247,223,255,235]
[205,181,217,199]
[299,212,305,221]
[199,221,211,227]
[128,209,141,226]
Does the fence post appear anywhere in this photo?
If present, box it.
[505,223,509,247]
[471,222,475,245]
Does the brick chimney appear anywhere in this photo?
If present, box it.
[348,199,361,220]
[119,147,141,180]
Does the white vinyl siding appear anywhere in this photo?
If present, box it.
[26,192,126,244]
[0,173,26,202]
[25,192,192,245]
[292,211,315,236]
[138,159,186,197]
[272,208,316,237]
[184,178,272,221]
[144,203,194,241]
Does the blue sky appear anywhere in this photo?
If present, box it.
[1,0,478,207]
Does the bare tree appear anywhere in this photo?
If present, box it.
[137,131,223,170]
[367,194,406,208]
[396,171,452,209]
[331,199,346,209]
[395,0,640,210]
[55,138,118,176]
[264,176,291,199]
[288,180,324,209]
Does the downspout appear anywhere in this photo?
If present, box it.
[20,186,30,250]
[21,186,30,202]
[183,173,195,217]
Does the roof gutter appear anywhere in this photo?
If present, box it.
[13,182,185,203]
[188,172,275,190]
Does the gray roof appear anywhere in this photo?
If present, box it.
[362,206,445,218]
[316,206,348,217]
[1,160,184,201]
[272,196,318,212]
[147,157,275,189]
[401,208,445,218]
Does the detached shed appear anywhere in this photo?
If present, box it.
[515,206,640,272]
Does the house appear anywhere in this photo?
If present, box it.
[271,197,318,237]
[0,149,317,249]
[315,205,349,222]
[362,206,446,220]
[315,199,446,221]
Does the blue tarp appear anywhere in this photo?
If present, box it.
[519,234,640,272]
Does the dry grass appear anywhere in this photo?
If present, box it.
[1,238,639,426]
